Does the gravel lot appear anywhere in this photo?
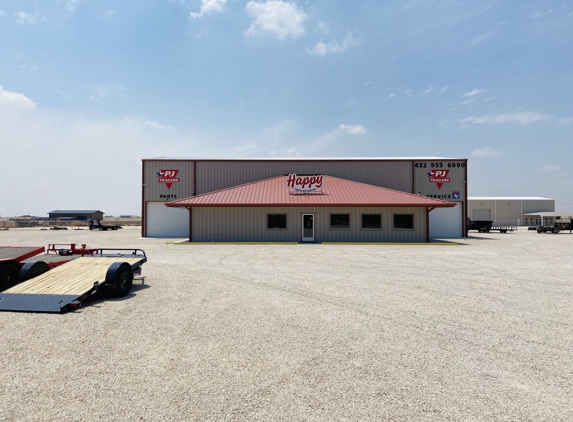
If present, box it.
[0,228,572,421]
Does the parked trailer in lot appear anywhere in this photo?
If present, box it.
[537,222,572,234]
[467,219,493,233]
[0,244,100,292]
[89,219,122,231]
[0,248,146,313]
[0,246,46,291]
[489,226,517,234]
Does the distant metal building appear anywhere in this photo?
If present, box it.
[47,210,104,221]
[142,158,469,240]
[468,197,554,226]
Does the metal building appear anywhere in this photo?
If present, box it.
[142,157,468,240]
[468,197,554,226]
[47,210,104,221]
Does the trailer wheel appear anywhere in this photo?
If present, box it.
[105,262,133,297]
[0,263,20,291]
[552,228,559,234]
[19,261,50,283]
[537,228,542,234]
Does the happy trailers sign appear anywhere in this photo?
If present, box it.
[157,169,180,189]
[287,174,323,194]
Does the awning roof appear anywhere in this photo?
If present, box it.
[166,175,456,208]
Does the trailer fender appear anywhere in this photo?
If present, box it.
[104,262,134,298]
[0,262,20,291]
[19,261,50,283]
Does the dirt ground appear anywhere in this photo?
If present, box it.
[0,227,571,421]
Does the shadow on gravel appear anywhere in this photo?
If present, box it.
[78,283,151,311]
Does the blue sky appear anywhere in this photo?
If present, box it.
[0,0,572,216]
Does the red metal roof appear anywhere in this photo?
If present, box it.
[166,175,456,208]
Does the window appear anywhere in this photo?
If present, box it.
[362,214,381,230]
[394,214,414,230]
[267,214,287,230]
[330,214,350,230]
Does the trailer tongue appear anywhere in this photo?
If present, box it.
[0,249,147,313]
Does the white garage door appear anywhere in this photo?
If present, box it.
[146,202,189,237]
[473,209,491,221]
[430,203,462,238]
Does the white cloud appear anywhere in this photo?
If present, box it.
[471,146,501,158]
[495,21,509,28]
[190,0,227,19]
[14,11,38,25]
[541,164,560,172]
[534,10,552,18]
[244,1,308,40]
[316,21,329,34]
[465,31,495,48]
[461,112,554,125]
[404,89,412,97]
[306,31,357,56]
[67,0,80,12]
[559,116,573,124]
[438,86,448,93]
[462,88,486,97]
[0,85,36,109]
[0,10,7,18]
[339,124,367,135]
[389,93,395,98]
[421,84,434,95]
[88,83,126,101]
[145,120,178,132]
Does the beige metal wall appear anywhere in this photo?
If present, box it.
[192,206,427,242]
[195,160,413,194]
[468,199,555,225]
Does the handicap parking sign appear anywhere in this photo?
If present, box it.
[452,191,460,199]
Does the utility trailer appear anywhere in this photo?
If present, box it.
[89,219,122,231]
[489,226,517,234]
[0,246,46,291]
[0,248,146,313]
[536,222,572,234]
[467,219,493,233]
[0,244,100,292]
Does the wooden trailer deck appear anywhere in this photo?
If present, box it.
[6,256,143,296]
[0,251,147,313]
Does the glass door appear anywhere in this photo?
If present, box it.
[302,214,314,242]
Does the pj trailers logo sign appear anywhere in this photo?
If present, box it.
[428,169,450,189]
[157,170,180,189]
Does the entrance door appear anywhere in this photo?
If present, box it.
[302,214,314,242]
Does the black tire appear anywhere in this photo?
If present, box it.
[0,263,20,292]
[19,261,50,283]
[537,229,542,234]
[552,229,559,234]
[105,262,133,297]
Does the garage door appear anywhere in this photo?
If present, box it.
[146,202,189,237]
[473,209,491,221]
[430,203,462,238]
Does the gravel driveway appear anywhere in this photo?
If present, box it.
[0,228,571,421]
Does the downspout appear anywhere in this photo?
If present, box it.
[193,161,197,196]
[188,207,193,242]
[142,160,146,238]
[426,207,435,242]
